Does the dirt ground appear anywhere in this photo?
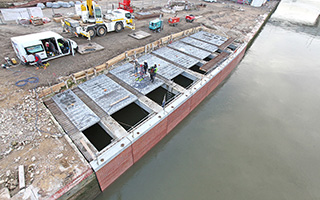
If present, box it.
[0,0,278,199]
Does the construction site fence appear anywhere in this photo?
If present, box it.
[40,26,204,98]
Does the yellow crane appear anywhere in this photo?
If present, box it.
[80,0,103,23]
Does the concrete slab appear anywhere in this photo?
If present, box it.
[52,89,100,131]
[152,47,200,69]
[110,62,164,95]
[128,30,151,40]
[180,36,218,53]
[190,31,227,46]
[168,41,211,60]
[139,54,185,80]
[78,75,138,115]
[77,42,105,55]
[271,0,320,26]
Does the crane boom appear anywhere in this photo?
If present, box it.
[87,0,93,16]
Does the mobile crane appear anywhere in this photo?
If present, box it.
[63,0,135,39]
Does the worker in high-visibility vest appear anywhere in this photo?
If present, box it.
[149,64,158,83]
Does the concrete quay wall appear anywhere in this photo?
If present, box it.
[94,44,247,192]
[53,4,277,198]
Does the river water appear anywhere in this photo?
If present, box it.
[95,9,320,200]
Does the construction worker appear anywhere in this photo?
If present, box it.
[143,60,148,75]
[135,64,144,82]
[149,64,158,83]
[33,53,45,69]
[133,58,139,76]
[58,39,69,54]
[58,41,64,52]
[48,40,59,55]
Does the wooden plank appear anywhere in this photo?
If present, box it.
[200,51,229,72]
[95,63,107,72]
[18,165,25,189]
[44,99,78,135]
[127,46,145,56]
[80,139,96,160]
[39,82,66,98]
[106,53,126,67]
[110,95,129,107]
[218,37,235,50]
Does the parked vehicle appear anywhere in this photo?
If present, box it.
[185,14,195,23]
[64,8,135,39]
[149,15,164,32]
[168,17,180,26]
[11,31,77,65]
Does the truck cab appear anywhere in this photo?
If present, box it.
[11,31,78,65]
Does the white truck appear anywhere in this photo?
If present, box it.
[63,9,135,39]
[11,31,78,65]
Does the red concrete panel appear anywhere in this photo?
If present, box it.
[167,99,190,133]
[132,118,168,163]
[206,48,246,95]
[190,84,209,111]
[96,146,134,191]
[207,72,223,95]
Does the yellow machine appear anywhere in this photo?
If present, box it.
[64,2,135,39]
[80,0,103,23]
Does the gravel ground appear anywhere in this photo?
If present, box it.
[0,0,279,198]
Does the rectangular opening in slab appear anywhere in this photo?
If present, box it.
[82,123,113,151]
[111,102,150,131]
[228,44,237,51]
[172,72,197,89]
[203,54,215,62]
[190,62,206,75]
[146,85,180,106]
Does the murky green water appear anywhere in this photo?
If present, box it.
[95,22,320,200]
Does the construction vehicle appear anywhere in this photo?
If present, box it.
[149,15,163,32]
[118,0,133,13]
[185,14,195,22]
[63,0,135,39]
[168,17,180,26]
[11,31,77,65]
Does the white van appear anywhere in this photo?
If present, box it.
[11,31,78,65]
